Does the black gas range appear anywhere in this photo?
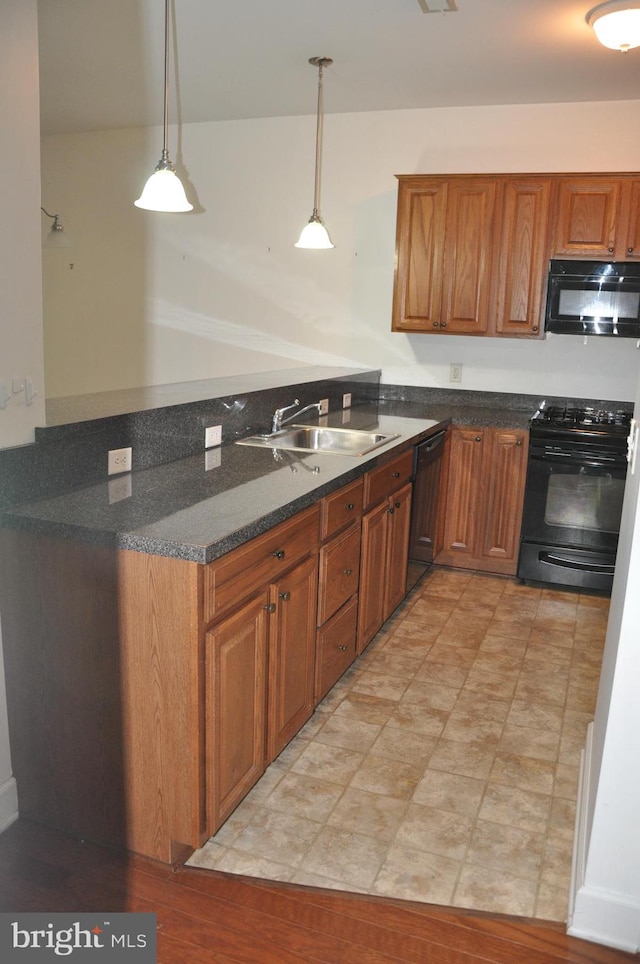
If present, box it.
[518,402,632,592]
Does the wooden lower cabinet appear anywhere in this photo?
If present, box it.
[436,425,528,575]
[316,596,359,702]
[267,555,318,760]
[205,594,269,831]
[358,481,412,653]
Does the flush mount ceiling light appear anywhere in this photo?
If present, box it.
[135,0,193,212]
[586,1,640,51]
[40,207,71,247]
[295,57,334,250]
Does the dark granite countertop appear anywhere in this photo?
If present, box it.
[2,408,450,564]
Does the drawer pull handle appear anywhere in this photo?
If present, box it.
[264,603,276,614]
[273,549,286,559]
[343,568,352,576]
[346,503,355,510]
[338,645,348,652]
[279,591,291,602]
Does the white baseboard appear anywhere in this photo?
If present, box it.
[0,775,18,834]
[567,722,640,953]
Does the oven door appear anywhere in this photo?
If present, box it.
[518,443,627,590]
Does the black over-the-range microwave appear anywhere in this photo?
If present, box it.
[545,259,640,337]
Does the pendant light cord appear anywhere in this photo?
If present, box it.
[162,0,170,161]
[312,62,325,218]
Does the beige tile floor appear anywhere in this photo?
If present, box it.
[188,567,608,921]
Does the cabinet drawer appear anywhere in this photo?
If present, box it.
[316,596,358,702]
[204,504,320,624]
[363,449,413,510]
[318,523,361,625]
[321,478,364,541]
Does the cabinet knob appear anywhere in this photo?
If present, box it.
[346,503,355,510]
[516,439,523,446]
[343,568,353,576]
[272,549,286,559]
[279,591,291,601]
[432,322,439,328]
[338,645,348,652]
[475,436,482,442]
[264,603,277,614]
[440,321,447,328]
[395,501,401,509]
[628,247,634,254]
[392,471,400,478]
[608,246,614,253]
[532,325,539,332]
[388,506,395,515]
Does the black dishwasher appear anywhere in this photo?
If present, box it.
[407,430,446,590]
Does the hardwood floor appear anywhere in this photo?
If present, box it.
[0,819,635,963]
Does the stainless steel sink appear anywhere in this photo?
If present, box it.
[236,424,400,456]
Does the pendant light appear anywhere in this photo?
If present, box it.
[586,1,640,52]
[295,57,334,249]
[41,207,71,247]
[135,0,193,212]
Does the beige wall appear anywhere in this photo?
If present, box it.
[42,99,640,402]
[0,0,44,831]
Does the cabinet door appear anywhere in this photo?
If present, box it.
[438,427,485,565]
[357,500,389,654]
[621,179,640,260]
[384,483,412,619]
[205,594,268,832]
[441,178,498,334]
[494,178,552,337]
[267,555,318,761]
[478,429,528,573]
[553,178,621,259]
[392,179,447,332]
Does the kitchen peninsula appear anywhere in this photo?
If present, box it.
[0,366,617,866]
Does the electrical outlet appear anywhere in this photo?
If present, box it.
[108,447,132,475]
[205,425,222,448]
[319,398,329,415]
[449,363,463,383]
[342,393,352,409]
[205,448,222,471]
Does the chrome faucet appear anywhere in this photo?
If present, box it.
[271,398,322,433]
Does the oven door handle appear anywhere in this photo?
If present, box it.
[539,551,616,573]
[529,450,627,470]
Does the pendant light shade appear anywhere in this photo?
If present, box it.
[135,0,193,212]
[586,1,640,52]
[295,57,334,249]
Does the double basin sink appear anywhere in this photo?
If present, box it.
[236,424,399,457]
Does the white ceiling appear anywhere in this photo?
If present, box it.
[38,0,640,136]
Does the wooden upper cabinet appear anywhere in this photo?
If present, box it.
[622,180,640,259]
[494,178,553,337]
[441,178,497,334]
[392,179,447,331]
[393,176,497,334]
[553,177,621,258]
